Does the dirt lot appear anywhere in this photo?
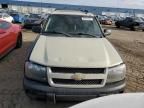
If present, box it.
[0,27,144,108]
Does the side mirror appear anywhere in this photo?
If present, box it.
[104,29,111,36]
[32,26,41,33]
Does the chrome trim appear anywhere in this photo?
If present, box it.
[47,67,108,88]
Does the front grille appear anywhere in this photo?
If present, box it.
[53,79,103,85]
[47,67,107,88]
[51,67,105,74]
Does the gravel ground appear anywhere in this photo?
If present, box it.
[0,27,144,108]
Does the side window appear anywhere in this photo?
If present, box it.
[0,21,11,29]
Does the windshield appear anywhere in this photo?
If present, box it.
[42,15,103,38]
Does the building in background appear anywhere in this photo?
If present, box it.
[0,0,144,17]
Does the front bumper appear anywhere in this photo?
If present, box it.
[23,77,125,101]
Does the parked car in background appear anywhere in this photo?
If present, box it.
[0,20,22,59]
[0,9,5,13]
[41,13,50,19]
[101,18,112,25]
[97,15,112,25]
[97,15,107,22]
[0,8,9,13]
[24,14,30,18]
[10,12,24,23]
[115,17,144,31]
[24,10,126,102]
[7,9,17,14]
[0,13,14,23]
[23,13,41,28]
[32,19,45,28]
[108,15,125,22]
[32,14,49,28]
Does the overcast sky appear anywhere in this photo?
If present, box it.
[20,0,144,9]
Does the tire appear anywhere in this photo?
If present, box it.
[142,29,144,32]
[119,90,125,93]
[130,26,136,31]
[12,20,15,23]
[115,22,120,28]
[116,25,120,28]
[16,34,22,49]
[116,23,120,28]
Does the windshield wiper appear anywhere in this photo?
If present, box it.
[42,31,72,37]
[70,32,96,37]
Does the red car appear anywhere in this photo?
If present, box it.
[100,19,112,25]
[0,20,22,59]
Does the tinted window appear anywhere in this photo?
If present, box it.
[43,15,103,38]
[0,21,11,29]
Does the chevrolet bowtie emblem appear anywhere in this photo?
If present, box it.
[71,73,86,81]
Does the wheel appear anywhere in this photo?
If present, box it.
[119,90,125,93]
[16,34,22,49]
[12,20,15,23]
[116,25,120,28]
[116,23,120,28]
[115,22,120,28]
[130,26,136,31]
[142,29,144,32]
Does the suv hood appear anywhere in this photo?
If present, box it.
[30,35,123,68]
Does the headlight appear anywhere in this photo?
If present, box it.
[25,62,47,82]
[107,64,126,83]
